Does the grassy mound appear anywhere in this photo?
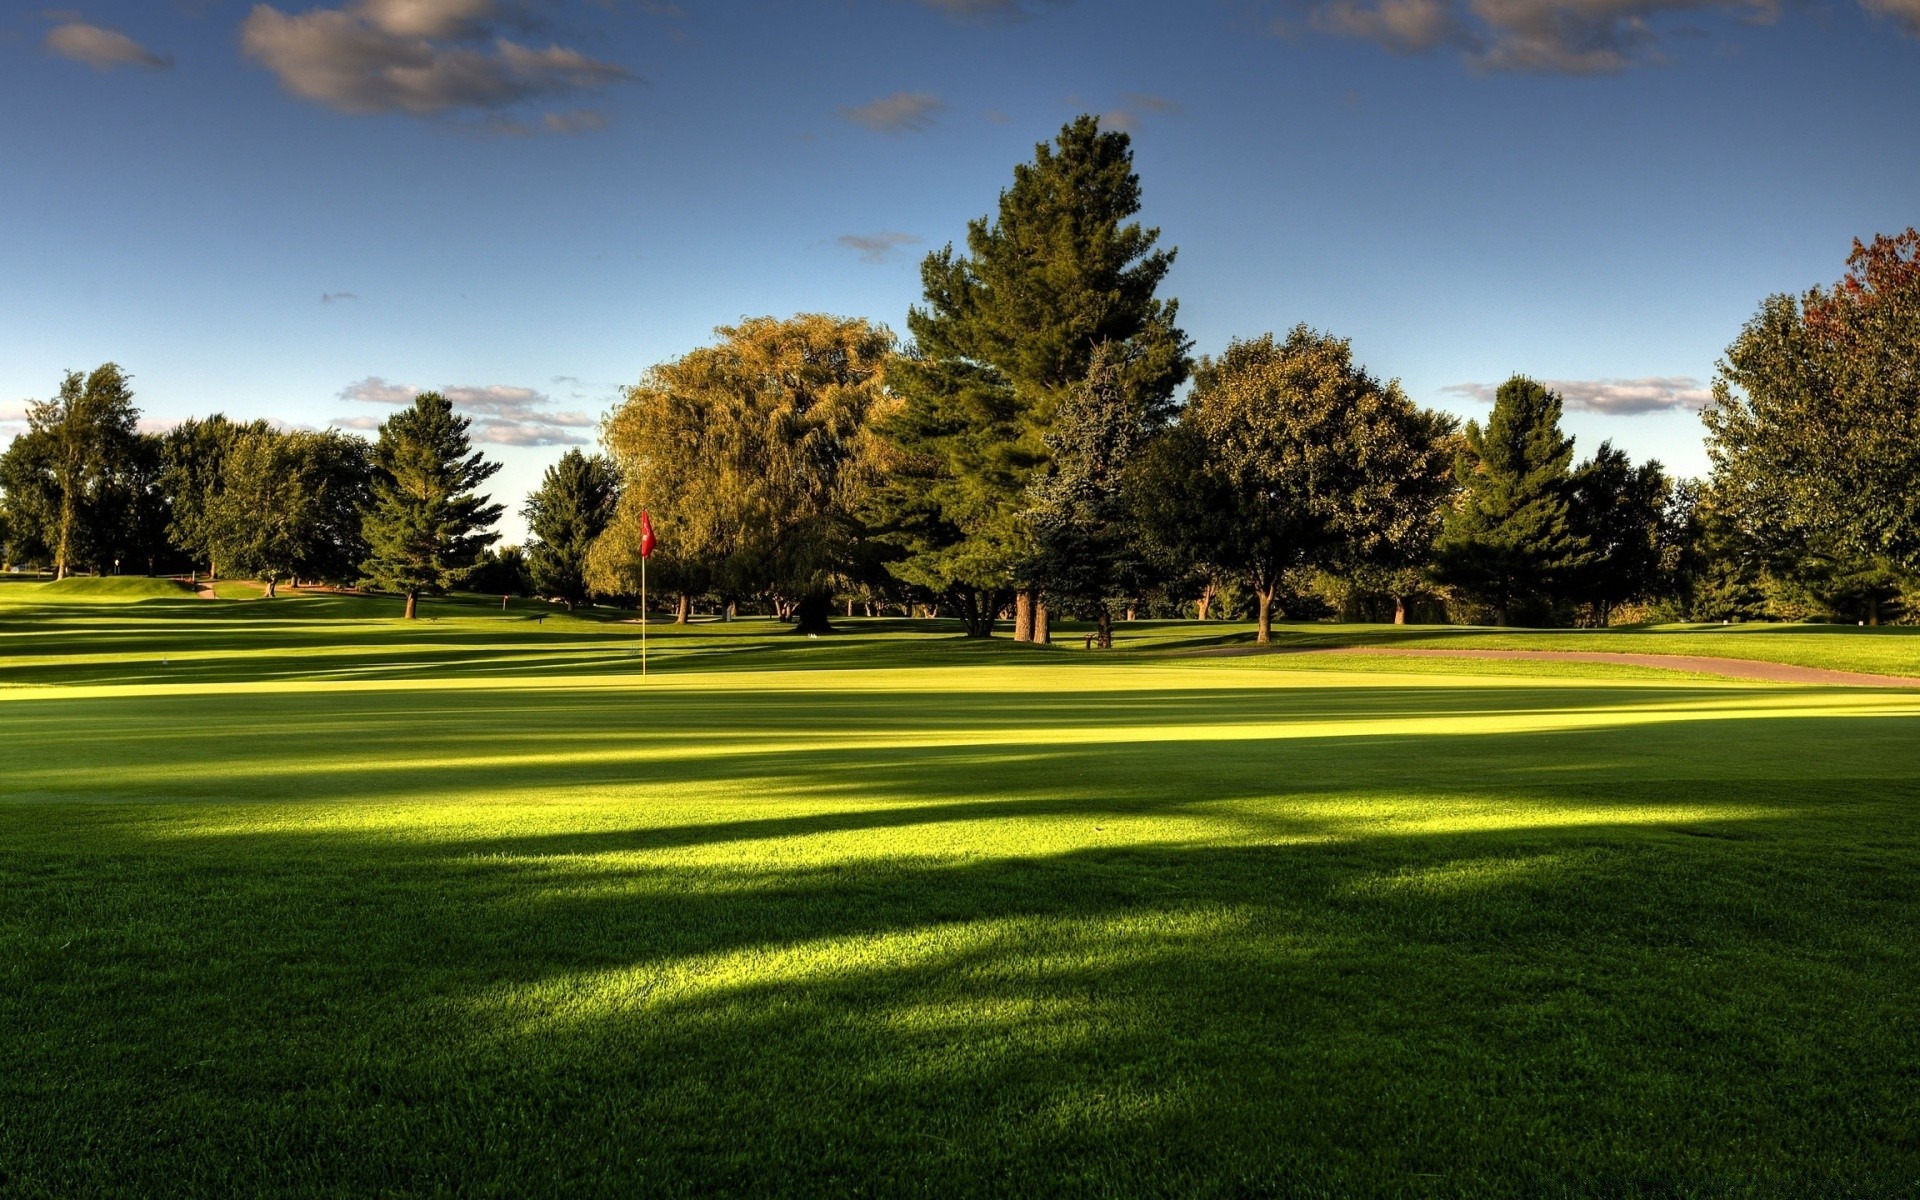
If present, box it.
[0,575,192,604]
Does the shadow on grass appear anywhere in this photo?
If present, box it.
[3,683,1920,1195]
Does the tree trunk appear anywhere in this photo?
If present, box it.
[1124,603,1136,622]
[1870,597,1882,626]
[404,590,418,620]
[1394,595,1407,625]
[1095,605,1113,650]
[1013,589,1034,642]
[847,597,856,618]
[1256,587,1275,645]
[264,577,277,599]
[1034,599,1050,645]
[794,592,835,634]
[54,492,75,581]
[1197,581,1214,622]
[676,593,690,624]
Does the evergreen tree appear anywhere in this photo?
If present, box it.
[1431,375,1587,624]
[1026,346,1150,649]
[874,115,1191,638]
[1566,442,1670,625]
[360,393,503,619]
[523,449,621,607]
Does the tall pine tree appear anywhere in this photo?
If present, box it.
[873,115,1190,638]
[1431,375,1587,624]
[523,449,620,607]
[360,393,503,619]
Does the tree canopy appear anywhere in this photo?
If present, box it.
[874,115,1191,636]
[593,314,895,631]
[1432,376,1587,624]
[359,393,503,619]
[524,449,620,607]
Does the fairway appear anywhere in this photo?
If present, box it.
[5,590,1920,1196]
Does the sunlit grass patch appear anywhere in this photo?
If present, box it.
[3,601,1919,1194]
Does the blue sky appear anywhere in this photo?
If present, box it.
[4,0,1917,540]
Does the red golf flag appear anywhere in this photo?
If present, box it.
[639,510,656,559]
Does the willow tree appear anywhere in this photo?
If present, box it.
[592,314,894,633]
[875,115,1190,639]
[359,393,503,619]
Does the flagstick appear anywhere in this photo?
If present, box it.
[641,551,647,677]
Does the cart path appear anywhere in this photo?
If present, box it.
[1204,645,1920,687]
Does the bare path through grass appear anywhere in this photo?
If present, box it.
[1208,645,1920,687]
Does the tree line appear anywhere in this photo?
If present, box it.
[5,117,1915,630]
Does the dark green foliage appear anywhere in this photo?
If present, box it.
[1432,376,1588,624]
[203,429,372,594]
[162,415,272,577]
[1705,229,1920,613]
[471,544,534,597]
[359,393,503,617]
[1566,442,1671,625]
[0,364,143,577]
[876,116,1191,626]
[1171,327,1451,642]
[523,450,620,606]
[1025,347,1149,647]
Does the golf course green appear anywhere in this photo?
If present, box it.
[4,581,1919,1196]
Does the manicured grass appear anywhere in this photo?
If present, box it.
[4,592,1919,1195]
[0,575,192,604]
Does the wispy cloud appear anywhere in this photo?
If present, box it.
[1442,376,1712,415]
[1864,0,1920,32]
[335,375,596,444]
[840,91,944,134]
[1289,0,1792,73]
[241,0,631,121]
[837,231,924,264]
[911,0,1070,18]
[44,20,173,70]
[321,291,360,304]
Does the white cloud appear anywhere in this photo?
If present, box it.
[911,0,1069,17]
[840,91,944,134]
[44,21,173,70]
[1863,0,1920,32]
[837,231,923,264]
[334,376,595,445]
[1442,376,1712,414]
[1297,0,1786,73]
[240,0,631,119]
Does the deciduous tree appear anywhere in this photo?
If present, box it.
[1175,327,1445,644]
[1705,228,1920,607]
[5,364,141,578]
[594,315,894,632]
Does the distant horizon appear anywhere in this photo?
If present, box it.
[6,0,1917,540]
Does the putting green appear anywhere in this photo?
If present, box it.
[3,594,1918,1195]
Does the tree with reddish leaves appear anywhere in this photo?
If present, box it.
[1704,228,1920,621]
